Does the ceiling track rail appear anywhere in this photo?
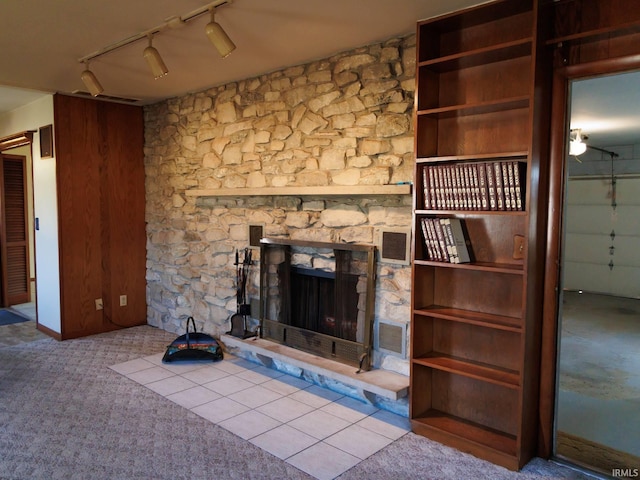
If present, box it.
[78,0,232,64]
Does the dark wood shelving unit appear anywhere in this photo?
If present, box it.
[410,0,548,470]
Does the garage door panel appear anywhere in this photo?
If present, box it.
[608,207,640,235]
[563,261,611,294]
[565,205,615,234]
[564,233,611,263]
[566,179,611,205]
[608,236,640,267]
[608,265,640,299]
[564,178,640,299]
[614,178,640,206]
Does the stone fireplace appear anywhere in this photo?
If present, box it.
[260,238,376,371]
[144,32,417,381]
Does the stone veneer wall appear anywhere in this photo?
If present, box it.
[144,35,416,375]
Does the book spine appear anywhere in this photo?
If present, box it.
[501,162,510,210]
[505,161,515,211]
[428,167,437,209]
[459,165,467,210]
[444,165,455,210]
[463,164,473,210]
[440,218,459,263]
[422,165,431,210]
[478,163,489,211]
[430,218,447,262]
[486,161,497,211]
[448,218,471,263]
[513,161,525,211]
[420,217,435,260]
[471,163,480,211]
[494,162,505,211]
[432,217,451,263]
[436,166,446,210]
[453,165,463,210]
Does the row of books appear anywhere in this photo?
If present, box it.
[420,217,471,264]
[421,161,526,211]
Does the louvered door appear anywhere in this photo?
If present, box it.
[0,154,30,306]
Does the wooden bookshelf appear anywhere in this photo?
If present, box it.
[410,0,548,471]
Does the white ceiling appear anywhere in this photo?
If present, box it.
[0,0,481,108]
[570,71,640,148]
[1,0,638,148]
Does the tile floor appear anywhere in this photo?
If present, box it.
[111,352,411,480]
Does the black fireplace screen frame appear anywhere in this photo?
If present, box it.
[259,238,376,371]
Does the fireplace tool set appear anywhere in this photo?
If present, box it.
[228,248,256,339]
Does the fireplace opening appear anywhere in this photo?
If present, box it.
[290,267,359,342]
[260,238,376,370]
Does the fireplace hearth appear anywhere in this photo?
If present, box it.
[259,238,376,371]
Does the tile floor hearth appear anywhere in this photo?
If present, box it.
[111,352,410,480]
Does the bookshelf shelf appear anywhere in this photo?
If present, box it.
[413,260,524,275]
[411,410,518,459]
[416,152,529,164]
[410,0,547,471]
[416,96,530,119]
[546,19,640,46]
[415,209,527,216]
[414,354,520,389]
[413,305,522,332]
[418,38,532,72]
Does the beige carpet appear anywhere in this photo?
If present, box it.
[0,325,590,480]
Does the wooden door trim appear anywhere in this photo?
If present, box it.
[0,131,34,152]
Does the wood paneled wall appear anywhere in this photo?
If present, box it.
[54,94,145,339]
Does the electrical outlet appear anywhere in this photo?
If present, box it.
[119,295,127,307]
[95,298,103,310]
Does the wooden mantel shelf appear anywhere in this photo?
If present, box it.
[185,184,412,197]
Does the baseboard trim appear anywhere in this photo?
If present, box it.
[36,323,61,341]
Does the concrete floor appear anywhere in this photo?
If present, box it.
[557,291,640,468]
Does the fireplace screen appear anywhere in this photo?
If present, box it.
[260,238,376,371]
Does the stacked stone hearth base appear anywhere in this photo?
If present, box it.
[221,334,409,417]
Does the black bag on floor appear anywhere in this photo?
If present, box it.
[162,317,223,363]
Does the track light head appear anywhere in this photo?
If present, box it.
[143,35,169,79]
[205,9,236,58]
[80,63,104,97]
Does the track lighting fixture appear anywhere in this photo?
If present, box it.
[77,0,234,95]
[80,61,104,97]
[205,9,236,58]
[569,129,587,156]
[143,35,169,79]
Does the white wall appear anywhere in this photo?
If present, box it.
[0,96,61,333]
[564,145,640,298]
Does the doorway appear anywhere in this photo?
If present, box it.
[0,140,37,323]
[554,71,640,475]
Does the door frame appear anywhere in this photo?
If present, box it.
[0,132,36,319]
[539,53,640,458]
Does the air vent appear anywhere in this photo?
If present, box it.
[72,90,140,104]
[376,320,406,357]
